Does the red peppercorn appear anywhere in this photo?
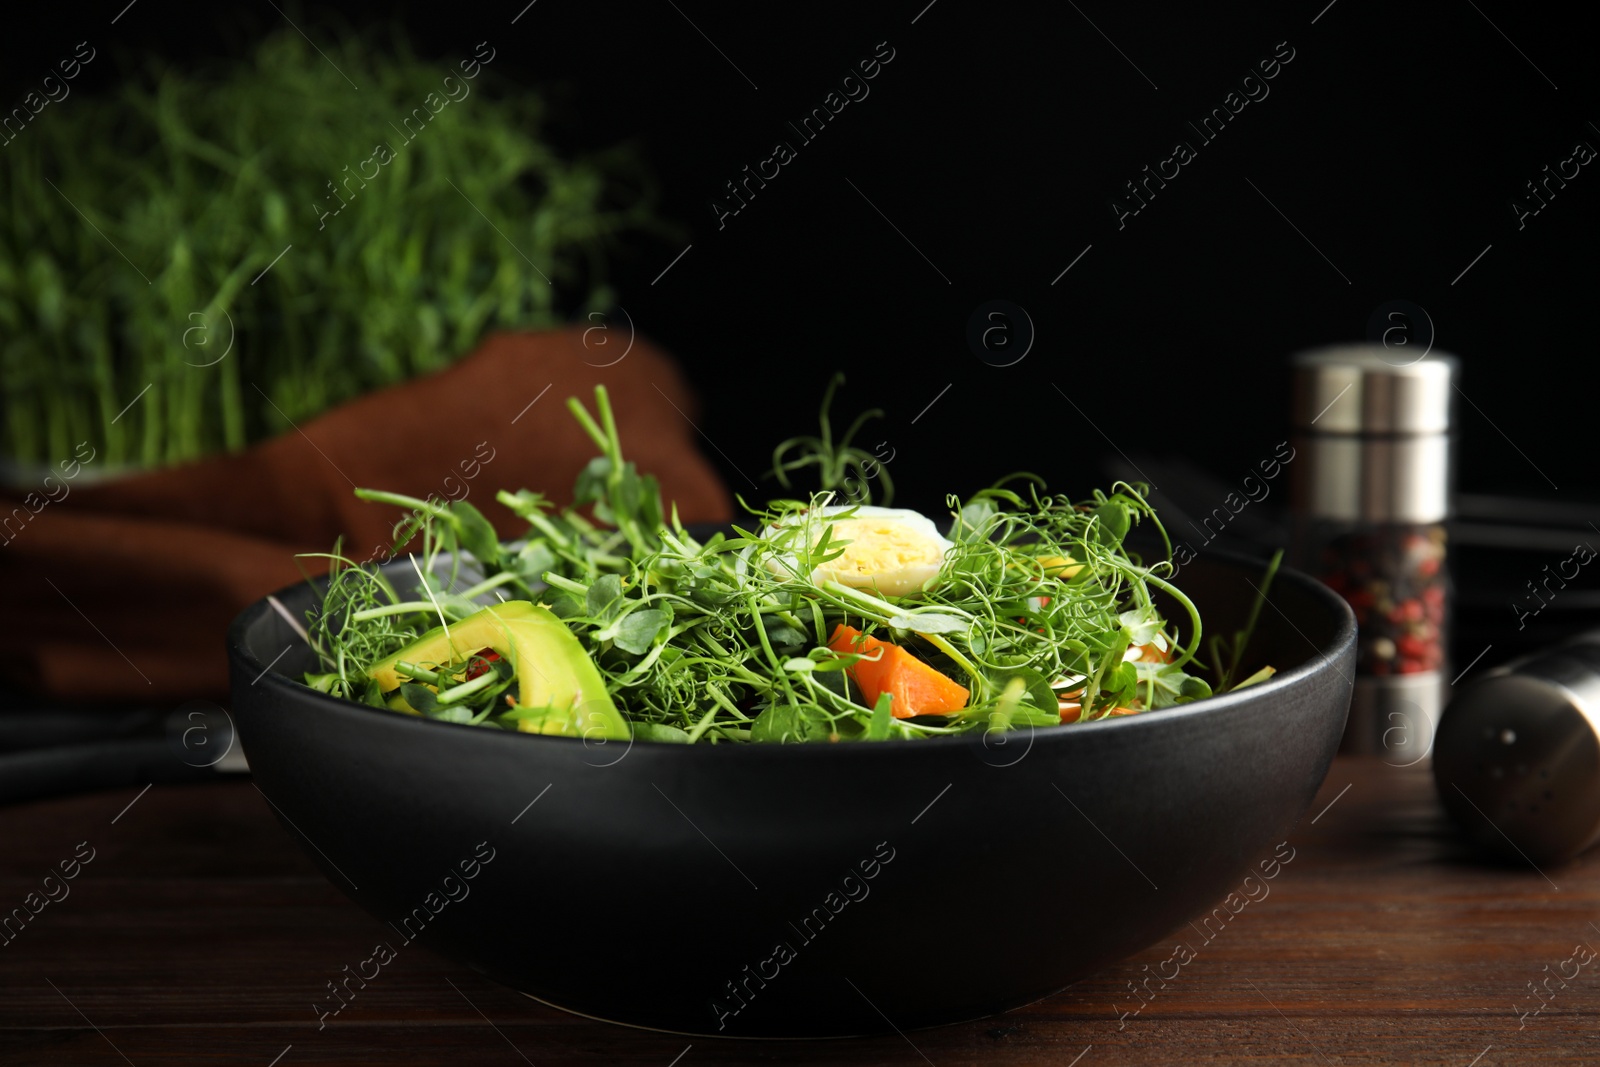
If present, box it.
[1308,522,1449,680]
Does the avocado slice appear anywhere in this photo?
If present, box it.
[366,600,629,739]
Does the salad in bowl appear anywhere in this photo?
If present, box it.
[291,378,1276,745]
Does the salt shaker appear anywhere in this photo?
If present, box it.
[1434,631,1600,864]
[1289,345,1458,764]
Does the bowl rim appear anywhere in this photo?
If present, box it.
[227,546,1356,758]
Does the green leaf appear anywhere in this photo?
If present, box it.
[1134,660,1213,708]
[866,691,893,741]
[586,573,625,621]
[612,607,669,655]
[1093,501,1131,548]
[360,676,386,707]
[636,472,665,532]
[514,541,558,587]
[448,500,501,565]
[1230,666,1274,691]
[808,665,860,709]
[955,499,996,540]
[1107,661,1139,702]
[749,704,829,743]
[573,456,612,508]
[400,683,440,715]
[1117,607,1164,648]
[544,590,584,619]
[761,619,808,653]
[986,675,1029,732]
[612,465,645,525]
[987,666,1059,718]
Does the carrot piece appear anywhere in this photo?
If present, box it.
[827,624,969,718]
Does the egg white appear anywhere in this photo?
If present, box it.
[774,504,955,598]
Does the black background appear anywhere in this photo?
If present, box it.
[4,0,1594,515]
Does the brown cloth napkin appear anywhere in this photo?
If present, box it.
[0,328,732,701]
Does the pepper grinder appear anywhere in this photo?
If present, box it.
[1289,345,1458,765]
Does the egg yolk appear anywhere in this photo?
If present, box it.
[811,518,946,595]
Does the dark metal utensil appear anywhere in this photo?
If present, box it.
[0,704,248,807]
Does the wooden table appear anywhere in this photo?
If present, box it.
[1,755,1592,1066]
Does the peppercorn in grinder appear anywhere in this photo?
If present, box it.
[1289,345,1457,765]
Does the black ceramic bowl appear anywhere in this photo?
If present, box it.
[228,549,1354,1038]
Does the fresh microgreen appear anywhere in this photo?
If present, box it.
[1209,548,1284,692]
[0,27,661,470]
[299,383,1236,741]
[769,373,894,505]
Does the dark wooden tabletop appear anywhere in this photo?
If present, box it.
[1,755,1593,1066]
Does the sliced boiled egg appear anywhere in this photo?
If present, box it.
[773,505,955,598]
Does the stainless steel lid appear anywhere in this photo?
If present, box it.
[1290,345,1458,523]
[1291,434,1452,523]
[1291,345,1458,435]
[1433,632,1600,864]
